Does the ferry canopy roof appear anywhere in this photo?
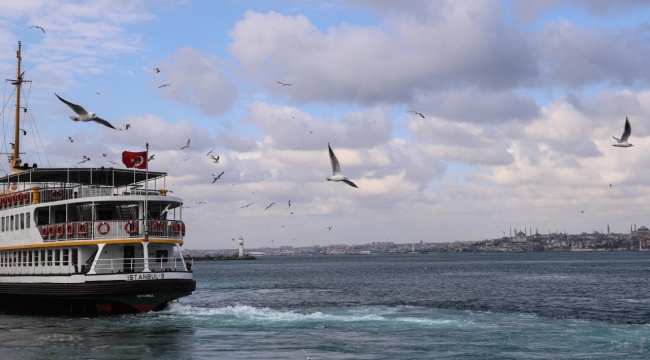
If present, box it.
[0,168,166,187]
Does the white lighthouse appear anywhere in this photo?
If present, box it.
[238,236,245,258]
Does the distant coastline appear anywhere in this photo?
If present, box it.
[182,230,650,257]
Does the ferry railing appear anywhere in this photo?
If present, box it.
[0,258,191,275]
[35,186,164,204]
[38,220,185,242]
[93,257,189,274]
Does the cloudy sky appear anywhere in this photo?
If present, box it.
[1,0,650,249]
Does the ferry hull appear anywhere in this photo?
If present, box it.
[0,278,196,314]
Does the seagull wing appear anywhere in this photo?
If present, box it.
[621,117,632,142]
[418,112,425,118]
[342,179,358,188]
[328,143,341,175]
[92,117,117,129]
[218,171,224,178]
[187,139,191,146]
[216,155,219,162]
[212,178,218,184]
[55,94,88,115]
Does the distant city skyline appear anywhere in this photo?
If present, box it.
[2,1,650,248]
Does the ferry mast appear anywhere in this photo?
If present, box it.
[8,41,30,172]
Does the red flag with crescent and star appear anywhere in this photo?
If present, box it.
[122,151,147,169]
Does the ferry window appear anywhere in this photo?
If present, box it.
[1,217,4,232]
[54,249,60,266]
[40,250,46,266]
[1,253,4,267]
[34,251,39,267]
[71,249,78,266]
[26,212,30,228]
[156,250,168,262]
[47,250,52,266]
[62,249,69,266]
[28,251,32,267]
[20,214,24,229]
[10,216,13,231]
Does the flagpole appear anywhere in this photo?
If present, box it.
[144,143,149,241]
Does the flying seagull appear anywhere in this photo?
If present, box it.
[68,136,73,143]
[110,161,119,165]
[288,200,291,208]
[612,117,633,147]
[158,84,170,88]
[160,204,171,217]
[326,143,358,188]
[154,68,160,73]
[407,111,425,119]
[265,202,276,211]
[610,184,613,187]
[210,155,219,163]
[29,25,45,33]
[180,139,190,150]
[241,203,254,209]
[206,149,214,157]
[326,226,332,231]
[55,94,117,129]
[212,171,224,183]
[581,210,585,213]
[102,153,107,157]
[276,81,291,86]
[148,154,155,161]
[124,124,131,130]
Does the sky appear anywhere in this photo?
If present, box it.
[1,0,650,249]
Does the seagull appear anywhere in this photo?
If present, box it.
[212,171,224,183]
[102,153,107,157]
[309,131,313,134]
[326,226,332,231]
[326,143,358,188]
[232,238,235,241]
[180,139,190,150]
[265,202,276,211]
[276,81,292,86]
[581,210,585,213]
[241,203,254,209]
[55,94,117,129]
[210,155,219,163]
[195,200,207,204]
[160,204,171,217]
[154,68,161,73]
[110,161,120,165]
[288,200,291,208]
[612,117,633,147]
[77,156,90,165]
[610,184,613,187]
[124,124,131,130]
[68,136,73,143]
[158,84,170,88]
[206,149,214,157]
[82,156,90,161]
[407,111,425,119]
[148,154,155,161]
[29,25,45,33]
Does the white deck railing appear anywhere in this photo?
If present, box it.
[0,257,192,275]
[38,220,185,242]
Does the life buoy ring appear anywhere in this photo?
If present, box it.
[78,222,89,236]
[152,220,164,235]
[22,192,29,204]
[124,220,138,235]
[41,226,48,239]
[0,196,5,208]
[56,223,65,237]
[48,225,56,238]
[181,223,186,236]
[173,221,182,234]
[6,194,12,207]
[66,223,75,236]
[11,193,18,206]
[51,190,63,201]
[97,221,110,235]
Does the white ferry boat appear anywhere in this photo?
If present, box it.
[0,42,195,314]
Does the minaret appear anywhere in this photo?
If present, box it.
[238,236,244,258]
[607,224,610,235]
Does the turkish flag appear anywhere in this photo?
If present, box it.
[122,151,147,169]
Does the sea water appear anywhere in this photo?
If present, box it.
[1,252,649,359]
